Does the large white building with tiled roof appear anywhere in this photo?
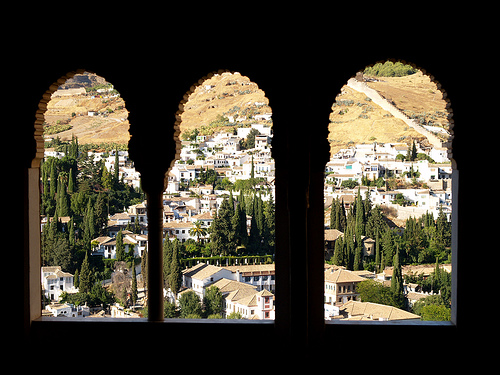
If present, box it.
[41,266,78,302]
[324,266,365,306]
[181,263,276,319]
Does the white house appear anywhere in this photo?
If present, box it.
[92,231,148,259]
[182,263,234,299]
[225,288,275,320]
[222,264,276,293]
[41,266,78,302]
[163,221,196,243]
[46,303,90,318]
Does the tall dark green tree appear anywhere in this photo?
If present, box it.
[82,198,95,251]
[263,195,275,254]
[203,286,223,317]
[169,241,182,295]
[209,198,234,256]
[391,245,405,309]
[115,230,125,261]
[56,176,70,217]
[113,149,119,183]
[332,235,344,266]
[79,252,91,293]
[131,264,138,305]
[163,238,173,287]
[232,200,248,250]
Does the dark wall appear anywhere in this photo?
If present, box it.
[15,25,480,366]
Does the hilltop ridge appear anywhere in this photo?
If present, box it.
[43,73,130,145]
[179,72,272,138]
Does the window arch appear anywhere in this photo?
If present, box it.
[23,54,465,355]
[30,70,137,318]
[323,60,456,323]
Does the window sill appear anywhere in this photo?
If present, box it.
[33,316,275,325]
[326,319,455,327]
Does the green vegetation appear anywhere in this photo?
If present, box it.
[364,61,418,77]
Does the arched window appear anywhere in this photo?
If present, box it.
[161,70,276,319]
[33,70,141,313]
[323,61,456,323]
[23,54,465,358]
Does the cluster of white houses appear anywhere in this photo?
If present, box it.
[325,141,452,221]
[42,258,447,321]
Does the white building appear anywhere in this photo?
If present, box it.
[163,221,197,243]
[91,231,148,259]
[182,263,233,299]
[225,288,275,320]
[46,303,90,317]
[41,266,78,302]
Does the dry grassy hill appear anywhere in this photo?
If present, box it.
[365,71,451,129]
[328,70,450,155]
[328,86,424,155]
[179,72,271,137]
[43,73,130,146]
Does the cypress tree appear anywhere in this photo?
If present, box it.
[391,244,405,309]
[355,188,365,236]
[82,198,95,251]
[141,245,148,292]
[228,190,235,216]
[374,229,381,273]
[169,242,182,295]
[329,198,337,230]
[68,168,75,194]
[353,230,363,271]
[115,230,125,261]
[113,149,119,183]
[163,238,173,288]
[73,268,79,289]
[79,252,91,293]
[232,200,248,249]
[209,198,234,256]
[57,177,70,217]
[411,140,417,161]
[339,199,347,232]
[248,215,261,254]
[68,216,75,247]
[49,160,57,199]
[263,195,275,254]
[332,236,344,266]
[131,264,138,305]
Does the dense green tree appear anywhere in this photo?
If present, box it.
[141,245,148,292]
[332,235,344,267]
[263,195,275,254]
[391,245,405,309]
[56,176,70,217]
[232,200,248,250]
[115,230,125,261]
[179,290,202,318]
[203,286,223,317]
[131,264,138,305]
[357,279,395,306]
[169,241,182,295]
[79,252,91,293]
[209,198,234,256]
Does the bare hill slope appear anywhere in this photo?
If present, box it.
[43,73,130,145]
[179,72,271,137]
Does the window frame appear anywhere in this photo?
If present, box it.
[24,61,461,354]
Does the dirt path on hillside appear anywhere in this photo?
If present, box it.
[346,78,444,149]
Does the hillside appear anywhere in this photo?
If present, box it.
[43,73,130,146]
[328,85,424,155]
[179,72,272,138]
[328,70,450,155]
[365,71,451,135]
